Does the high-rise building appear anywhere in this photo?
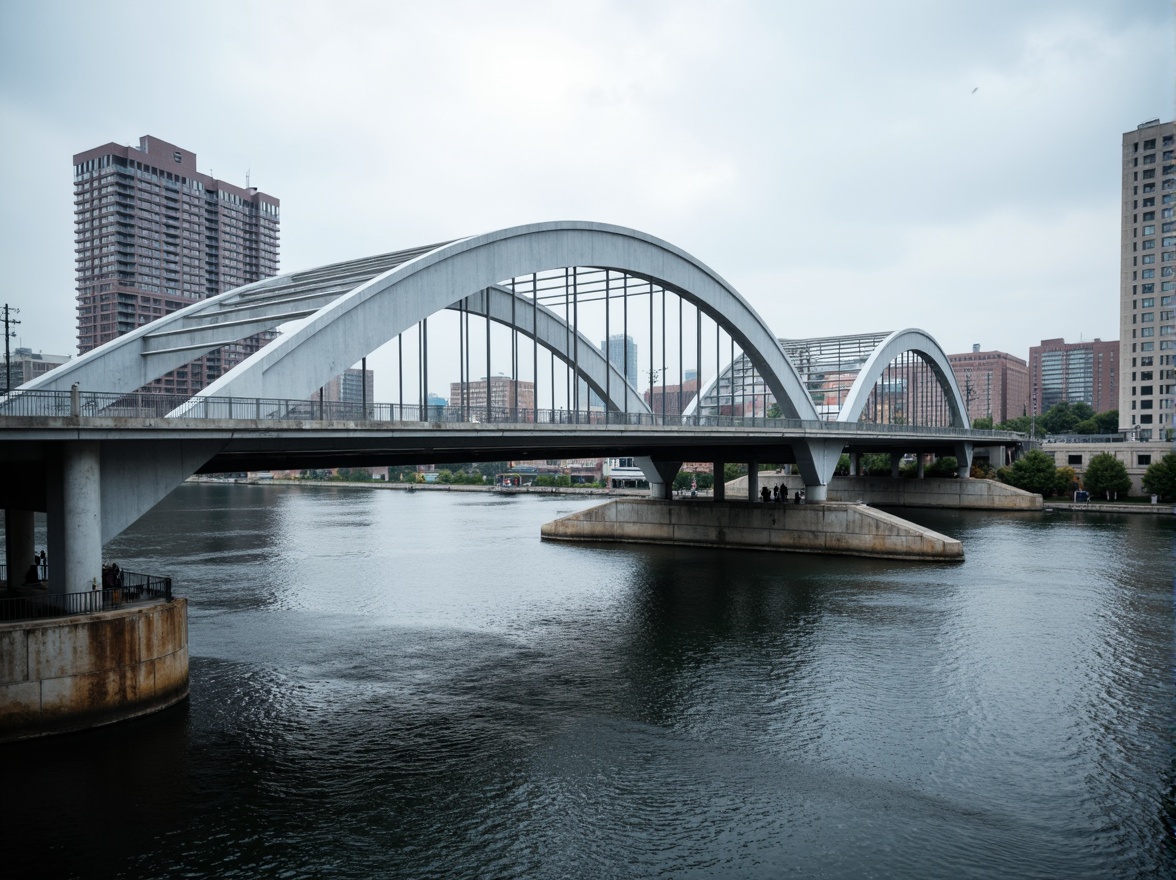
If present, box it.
[947,345,1029,424]
[449,376,535,414]
[1120,118,1176,440]
[644,378,699,416]
[589,334,638,408]
[1,347,70,394]
[1028,338,1118,416]
[314,367,374,407]
[73,135,280,396]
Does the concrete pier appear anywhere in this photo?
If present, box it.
[0,599,189,742]
[542,499,963,561]
[728,475,1042,511]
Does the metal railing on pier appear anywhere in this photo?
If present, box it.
[0,388,1025,441]
[0,570,172,623]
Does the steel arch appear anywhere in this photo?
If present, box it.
[193,222,818,419]
[836,328,970,428]
[20,221,819,420]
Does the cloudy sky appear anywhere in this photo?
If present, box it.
[1,0,1172,398]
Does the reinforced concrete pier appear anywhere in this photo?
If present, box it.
[541,499,963,561]
[0,599,189,743]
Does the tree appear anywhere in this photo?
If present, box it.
[835,454,850,476]
[925,456,958,477]
[1001,449,1061,496]
[861,453,894,476]
[971,416,994,430]
[1095,410,1119,434]
[1072,418,1100,435]
[1142,453,1176,500]
[1040,402,1079,435]
[997,415,1034,435]
[1082,453,1131,499]
[766,402,782,419]
[1054,465,1078,497]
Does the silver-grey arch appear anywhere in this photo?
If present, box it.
[183,222,821,420]
[17,222,818,420]
[17,244,452,395]
[836,328,970,428]
[447,286,650,415]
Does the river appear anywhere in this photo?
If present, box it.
[4,483,1173,879]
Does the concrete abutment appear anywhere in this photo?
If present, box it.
[0,599,189,742]
[541,499,963,561]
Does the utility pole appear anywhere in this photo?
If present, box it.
[1,303,19,395]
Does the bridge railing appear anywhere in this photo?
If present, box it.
[0,570,173,623]
[0,388,1024,440]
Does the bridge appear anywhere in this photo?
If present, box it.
[2,221,1023,597]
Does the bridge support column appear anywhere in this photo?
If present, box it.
[849,452,860,476]
[4,509,35,589]
[636,457,681,501]
[62,441,102,594]
[916,454,925,479]
[891,453,902,478]
[747,462,759,501]
[713,461,725,501]
[955,442,974,479]
[984,445,1007,469]
[794,439,843,503]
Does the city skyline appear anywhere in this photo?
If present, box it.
[0,2,1172,401]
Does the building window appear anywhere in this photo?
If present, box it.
[1142,312,1154,322]
[1139,454,1152,466]
[1143,240,1156,249]
[1067,454,1082,466]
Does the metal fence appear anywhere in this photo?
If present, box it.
[0,570,172,623]
[0,388,1025,441]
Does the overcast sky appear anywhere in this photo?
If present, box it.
[1,0,1172,399]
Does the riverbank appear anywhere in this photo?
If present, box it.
[1045,500,1175,515]
[189,476,649,498]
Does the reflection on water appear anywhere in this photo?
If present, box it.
[2,484,1173,879]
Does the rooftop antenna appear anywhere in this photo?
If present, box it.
[246,168,251,188]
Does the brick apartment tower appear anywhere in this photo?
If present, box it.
[73,135,280,396]
[1028,338,1119,416]
[947,346,1029,424]
[1119,118,1176,440]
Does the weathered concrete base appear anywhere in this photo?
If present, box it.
[0,598,189,742]
[730,475,1042,510]
[542,499,963,561]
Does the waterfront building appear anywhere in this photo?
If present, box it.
[947,345,1029,424]
[1039,437,1170,496]
[73,135,280,397]
[1,347,70,393]
[1120,118,1176,441]
[1028,338,1118,417]
[449,376,535,414]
